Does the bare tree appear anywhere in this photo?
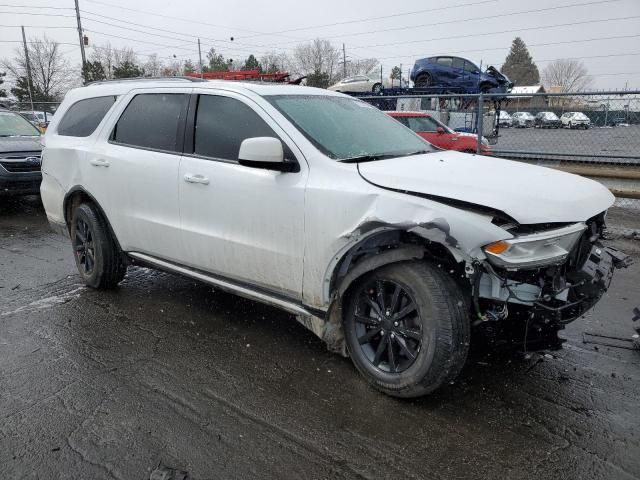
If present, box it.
[542,59,593,92]
[1,35,76,100]
[144,53,163,77]
[89,43,138,79]
[292,39,341,83]
[258,51,294,76]
[343,58,378,79]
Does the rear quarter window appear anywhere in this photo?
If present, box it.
[57,96,116,137]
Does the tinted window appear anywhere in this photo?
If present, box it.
[58,96,115,137]
[437,57,452,68]
[112,93,188,152]
[194,95,278,160]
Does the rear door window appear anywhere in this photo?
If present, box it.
[57,96,116,137]
[111,93,188,152]
[437,57,453,68]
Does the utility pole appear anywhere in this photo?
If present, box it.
[198,38,203,79]
[342,43,347,78]
[20,26,35,114]
[74,0,87,68]
[399,63,402,88]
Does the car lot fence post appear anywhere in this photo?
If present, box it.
[476,93,483,154]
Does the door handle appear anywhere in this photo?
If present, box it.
[183,173,210,185]
[89,158,110,167]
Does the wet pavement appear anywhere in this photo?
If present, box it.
[1,196,639,480]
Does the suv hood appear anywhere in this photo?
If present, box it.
[0,136,42,154]
[358,151,614,224]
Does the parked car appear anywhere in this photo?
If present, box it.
[41,78,630,397]
[387,111,491,155]
[560,112,591,129]
[327,75,389,93]
[410,56,512,93]
[497,110,512,128]
[534,112,561,129]
[0,109,43,196]
[511,111,535,128]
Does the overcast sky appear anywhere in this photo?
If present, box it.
[1,0,639,89]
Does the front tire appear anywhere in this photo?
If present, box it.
[71,203,126,289]
[371,83,382,93]
[343,262,470,397]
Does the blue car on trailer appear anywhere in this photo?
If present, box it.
[410,56,512,94]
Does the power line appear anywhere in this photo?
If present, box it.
[374,33,640,61]
[267,0,624,45]
[0,10,75,17]
[0,25,76,29]
[80,10,283,56]
[0,3,74,9]
[238,0,496,39]
[82,0,300,41]
[350,15,640,50]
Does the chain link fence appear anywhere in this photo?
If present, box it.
[361,90,640,209]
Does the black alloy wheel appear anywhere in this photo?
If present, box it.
[353,279,423,374]
[73,216,95,275]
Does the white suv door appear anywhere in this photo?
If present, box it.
[178,92,307,299]
[87,89,191,263]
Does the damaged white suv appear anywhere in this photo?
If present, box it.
[41,78,631,397]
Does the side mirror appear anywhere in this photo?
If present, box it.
[436,127,446,135]
[238,137,294,172]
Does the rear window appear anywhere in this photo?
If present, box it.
[57,96,116,137]
[112,93,188,152]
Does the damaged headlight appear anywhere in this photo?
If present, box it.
[484,223,586,269]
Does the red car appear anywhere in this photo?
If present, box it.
[387,111,492,155]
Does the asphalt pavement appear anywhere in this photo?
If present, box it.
[1,195,639,480]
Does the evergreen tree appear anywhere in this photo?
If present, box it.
[243,54,262,72]
[10,76,55,103]
[501,37,540,86]
[306,70,330,88]
[113,61,144,78]
[206,48,228,72]
[183,59,196,74]
[0,71,7,98]
[82,61,106,84]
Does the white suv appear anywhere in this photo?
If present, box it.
[41,78,630,397]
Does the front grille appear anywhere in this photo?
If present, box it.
[0,152,41,173]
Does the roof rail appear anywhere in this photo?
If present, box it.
[86,76,207,86]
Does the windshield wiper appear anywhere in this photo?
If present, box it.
[339,153,400,163]
[400,150,431,157]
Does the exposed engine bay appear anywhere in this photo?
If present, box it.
[473,213,632,350]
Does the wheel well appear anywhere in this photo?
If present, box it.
[63,188,125,255]
[329,230,462,302]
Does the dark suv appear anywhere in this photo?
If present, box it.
[0,109,43,196]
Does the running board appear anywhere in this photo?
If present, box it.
[128,252,317,318]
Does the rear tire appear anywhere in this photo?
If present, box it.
[343,261,470,397]
[415,73,432,88]
[371,83,383,93]
[71,203,126,289]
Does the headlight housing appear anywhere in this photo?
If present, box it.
[484,223,586,269]
[481,136,489,146]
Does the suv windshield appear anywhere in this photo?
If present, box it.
[266,95,433,161]
[0,111,41,137]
